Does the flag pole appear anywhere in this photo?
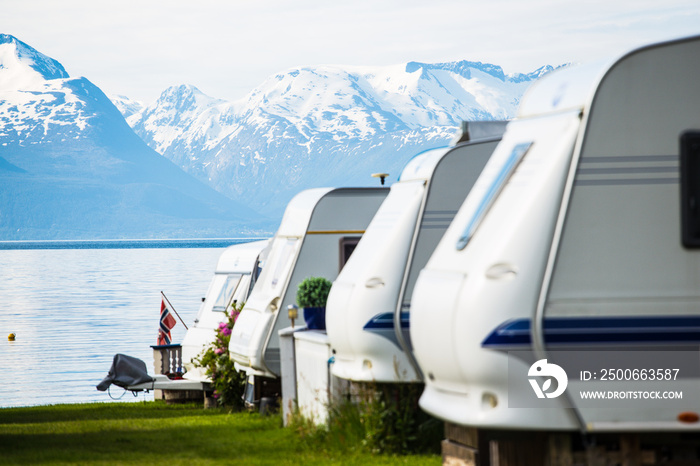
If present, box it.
[160,291,189,330]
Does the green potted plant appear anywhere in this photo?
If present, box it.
[296,276,332,330]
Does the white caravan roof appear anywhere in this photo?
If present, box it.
[275,188,334,237]
[215,239,270,274]
[517,59,611,118]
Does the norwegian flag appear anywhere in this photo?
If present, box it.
[157,298,177,345]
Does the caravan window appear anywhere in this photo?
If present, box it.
[339,236,361,271]
[681,131,700,248]
[232,274,252,305]
[248,259,263,297]
[270,238,299,289]
[456,142,532,250]
[213,273,244,312]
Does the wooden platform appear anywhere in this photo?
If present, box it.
[442,423,700,466]
[128,374,208,391]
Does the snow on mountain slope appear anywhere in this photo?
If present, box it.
[0,35,92,145]
[132,85,235,154]
[110,94,144,120]
[125,60,555,215]
[0,34,68,87]
[220,60,538,137]
[0,34,269,240]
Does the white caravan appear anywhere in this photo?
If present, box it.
[326,122,505,383]
[181,239,270,382]
[411,35,700,432]
[229,187,389,379]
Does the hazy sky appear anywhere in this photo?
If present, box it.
[3,0,700,104]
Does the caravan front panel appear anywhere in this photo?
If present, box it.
[229,188,388,378]
[327,180,426,382]
[411,110,584,429]
[327,137,502,383]
[181,239,269,382]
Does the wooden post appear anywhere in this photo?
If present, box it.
[585,445,607,466]
[620,434,642,466]
[547,434,573,466]
[151,346,165,400]
[442,439,479,466]
[487,432,546,466]
[443,423,480,466]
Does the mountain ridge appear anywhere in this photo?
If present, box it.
[120,59,558,215]
[0,33,560,239]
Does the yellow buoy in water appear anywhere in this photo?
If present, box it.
[8,333,16,341]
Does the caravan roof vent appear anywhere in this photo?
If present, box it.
[452,121,510,145]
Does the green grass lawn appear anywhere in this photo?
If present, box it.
[0,401,441,465]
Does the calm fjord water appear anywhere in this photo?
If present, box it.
[0,242,246,408]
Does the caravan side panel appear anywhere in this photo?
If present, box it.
[401,140,500,311]
[548,38,700,316]
[544,36,700,429]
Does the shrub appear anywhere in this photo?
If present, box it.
[296,277,332,308]
[288,382,442,456]
[192,301,247,409]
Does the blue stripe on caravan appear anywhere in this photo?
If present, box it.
[481,316,700,348]
[363,312,411,330]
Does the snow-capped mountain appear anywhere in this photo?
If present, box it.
[0,32,558,240]
[0,34,269,240]
[123,61,556,215]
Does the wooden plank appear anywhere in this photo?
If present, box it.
[585,445,608,466]
[442,439,478,466]
[547,433,573,466]
[640,450,656,465]
[445,423,479,448]
[620,435,641,466]
[489,437,546,466]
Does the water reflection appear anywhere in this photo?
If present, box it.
[0,247,225,407]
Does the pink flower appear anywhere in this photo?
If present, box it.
[218,322,227,330]
[214,347,224,355]
[221,327,232,337]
